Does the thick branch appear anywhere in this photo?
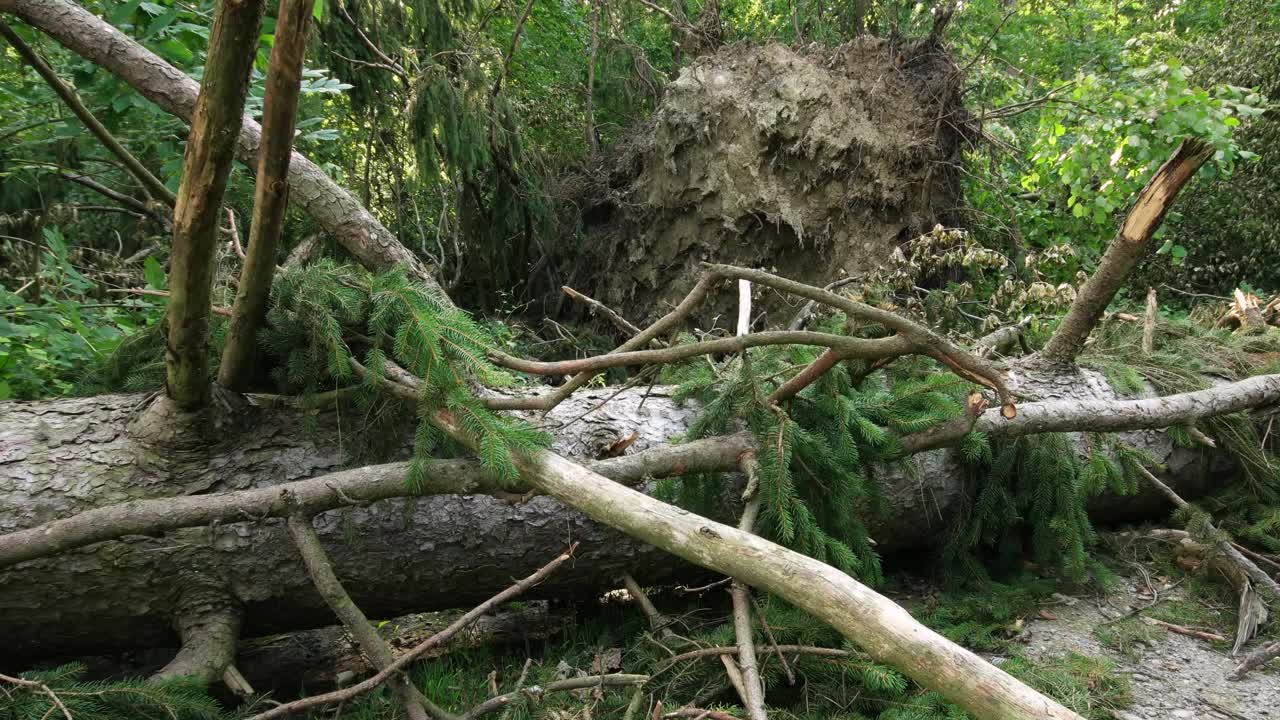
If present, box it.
[247,547,576,720]
[153,599,242,684]
[287,513,434,720]
[491,332,910,376]
[1041,139,1212,364]
[363,351,1083,717]
[518,452,1083,719]
[901,373,1280,453]
[164,0,263,408]
[0,431,753,569]
[486,275,714,411]
[218,0,311,390]
[768,348,844,404]
[0,19,175,206]
[704,264,1015,413]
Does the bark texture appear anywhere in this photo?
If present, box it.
[1041,139,1212,364]
[165,0,263,407]
[0,0,439,291]
[0,388,709,663]
[219,0,311,389]
[0,368,1219,664]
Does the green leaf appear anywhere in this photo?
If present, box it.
[313,0,325,20]
[143,257,166,291]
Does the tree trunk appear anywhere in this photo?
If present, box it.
[165,0,263,408]
[218,0,312,389]
[0,366,1223,666]
[0,387,708,664]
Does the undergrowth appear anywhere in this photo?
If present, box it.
[5,584,1131,720]
[81,261,550,488]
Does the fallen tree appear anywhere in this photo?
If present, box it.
[0,2,1270,716]
[1,369,1242,665]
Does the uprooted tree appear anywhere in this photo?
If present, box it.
[2,1,1280,719]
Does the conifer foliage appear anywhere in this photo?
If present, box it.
[0,663,227,720]
[261,260,548,487]
[661,322,970,585]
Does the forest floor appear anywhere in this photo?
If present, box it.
[1013,556,1280,720]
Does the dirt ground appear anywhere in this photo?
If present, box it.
[1018,570,1280,720]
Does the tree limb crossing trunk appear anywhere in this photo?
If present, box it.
[0,365,1234,665]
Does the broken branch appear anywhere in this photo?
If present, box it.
[0,432,751,569]
[902,373,1280,453]
[287,512,436,720]
[247,545,577,720]
[1041,139,1213,365]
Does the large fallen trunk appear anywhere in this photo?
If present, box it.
[0,365,1224,666]
[0,388,708,664]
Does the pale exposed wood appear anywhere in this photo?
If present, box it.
[522,451,1085,719]
[1143,287,1158,354]
[1042,140,1212,365]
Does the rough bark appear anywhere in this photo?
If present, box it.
[153,600,241,683]
[0,0,439,291]
[0,388,714,664]
[165,0,263,408]
[0,368,1231,664]
[219,0,311,389]
[73,604,571,691]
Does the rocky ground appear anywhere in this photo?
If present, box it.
[1018,568,1279,720]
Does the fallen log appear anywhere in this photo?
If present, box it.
[0,364,1244,665]
[68,603,572,693]
[0,388,714,664]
